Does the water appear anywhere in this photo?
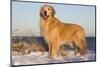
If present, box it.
[86,37,96,51]
[12,37,96,51]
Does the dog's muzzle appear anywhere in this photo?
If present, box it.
[44,11,47,16]
[42,11,49,19]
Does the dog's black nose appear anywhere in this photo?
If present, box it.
[44,11,47,16]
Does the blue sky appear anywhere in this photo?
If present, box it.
[12,1,96,37]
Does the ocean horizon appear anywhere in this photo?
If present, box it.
[12,36,96,51]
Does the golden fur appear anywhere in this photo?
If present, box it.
[40,5,87,58]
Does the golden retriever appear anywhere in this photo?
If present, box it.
[39,5,87,58]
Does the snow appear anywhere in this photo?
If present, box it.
[12,50,95,65]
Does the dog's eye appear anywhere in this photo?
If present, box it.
[48,8,50,10]
[42,8,44,10]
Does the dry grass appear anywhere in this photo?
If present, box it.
[12,38,48,55]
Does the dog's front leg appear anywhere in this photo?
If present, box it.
[48,43,52,58]
[50,42,59,59]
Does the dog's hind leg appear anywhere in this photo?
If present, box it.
[73,36,87,56]
[79,37,87,55]
[72,40,80,55]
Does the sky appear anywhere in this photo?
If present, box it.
[12,1,96,37]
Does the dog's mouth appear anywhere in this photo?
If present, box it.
[42,11,49,20]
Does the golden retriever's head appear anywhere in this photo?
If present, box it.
[40,5,55,20]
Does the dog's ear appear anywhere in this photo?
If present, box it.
[40,12,42,17]
[51,7,56,16]
[39,7,43,17]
